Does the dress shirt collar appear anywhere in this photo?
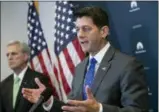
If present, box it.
[13,66,28,81]
[89,42,110,64]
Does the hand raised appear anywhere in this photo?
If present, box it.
[62,86,100,112]
[22,78,46,103]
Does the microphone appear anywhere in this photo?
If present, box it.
[28,87,52,112]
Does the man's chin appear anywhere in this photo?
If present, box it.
[81,47,89,53]
[82,49,89,54]
[9,66,16,70]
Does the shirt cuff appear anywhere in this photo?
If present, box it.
[43,95,54,111]
[99,103,103,112]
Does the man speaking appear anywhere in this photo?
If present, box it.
[22,6,149,112]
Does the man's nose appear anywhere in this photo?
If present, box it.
[77,29,85,39]
[7,54,13,60]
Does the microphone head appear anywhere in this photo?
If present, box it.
[41,87,52,102]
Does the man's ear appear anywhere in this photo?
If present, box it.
[24,53,29,62]
[100,26,109,39]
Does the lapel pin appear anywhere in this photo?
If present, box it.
[102,67,107,71]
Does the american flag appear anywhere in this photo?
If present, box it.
[27,1,61,99]
[53,1,85,101]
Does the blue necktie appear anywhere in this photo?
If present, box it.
[83,58,97,100]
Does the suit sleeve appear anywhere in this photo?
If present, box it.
[0,80,6,112]
[0,82,3,112]
[102,59,149,112]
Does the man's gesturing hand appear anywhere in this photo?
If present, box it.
[22,78,46,103]
[62,86,100,112]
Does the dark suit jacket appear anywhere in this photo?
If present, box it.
[0,67,50,112]
[51,46,149,112]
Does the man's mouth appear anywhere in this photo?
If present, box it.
[9,62,14,65]
[81,41,88,44]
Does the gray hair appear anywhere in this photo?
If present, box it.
[7,40,31,60]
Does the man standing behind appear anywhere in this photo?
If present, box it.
[0,40,49,112]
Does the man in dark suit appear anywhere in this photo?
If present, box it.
[0,40,49,112]
[22,6,149,112]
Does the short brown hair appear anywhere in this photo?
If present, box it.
[74,6,109,28]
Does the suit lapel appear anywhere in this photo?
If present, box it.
[75,58,89,99]
[91,46,115,96]
[14,68,31,111]
[7,75,14,111]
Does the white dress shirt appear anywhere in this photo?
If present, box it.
[13,66,28,85]
[89,42,110,75]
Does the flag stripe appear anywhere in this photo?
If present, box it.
[59,52,73,87]
[57,57,71,94]
[37,51,48,75]
[41,49,61,99]
[63,48,75,75]
[32,56,43,73]
[53,66,63,100]
[67,42,81,67]
[53,51,68,101]
[72,39,85,61]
